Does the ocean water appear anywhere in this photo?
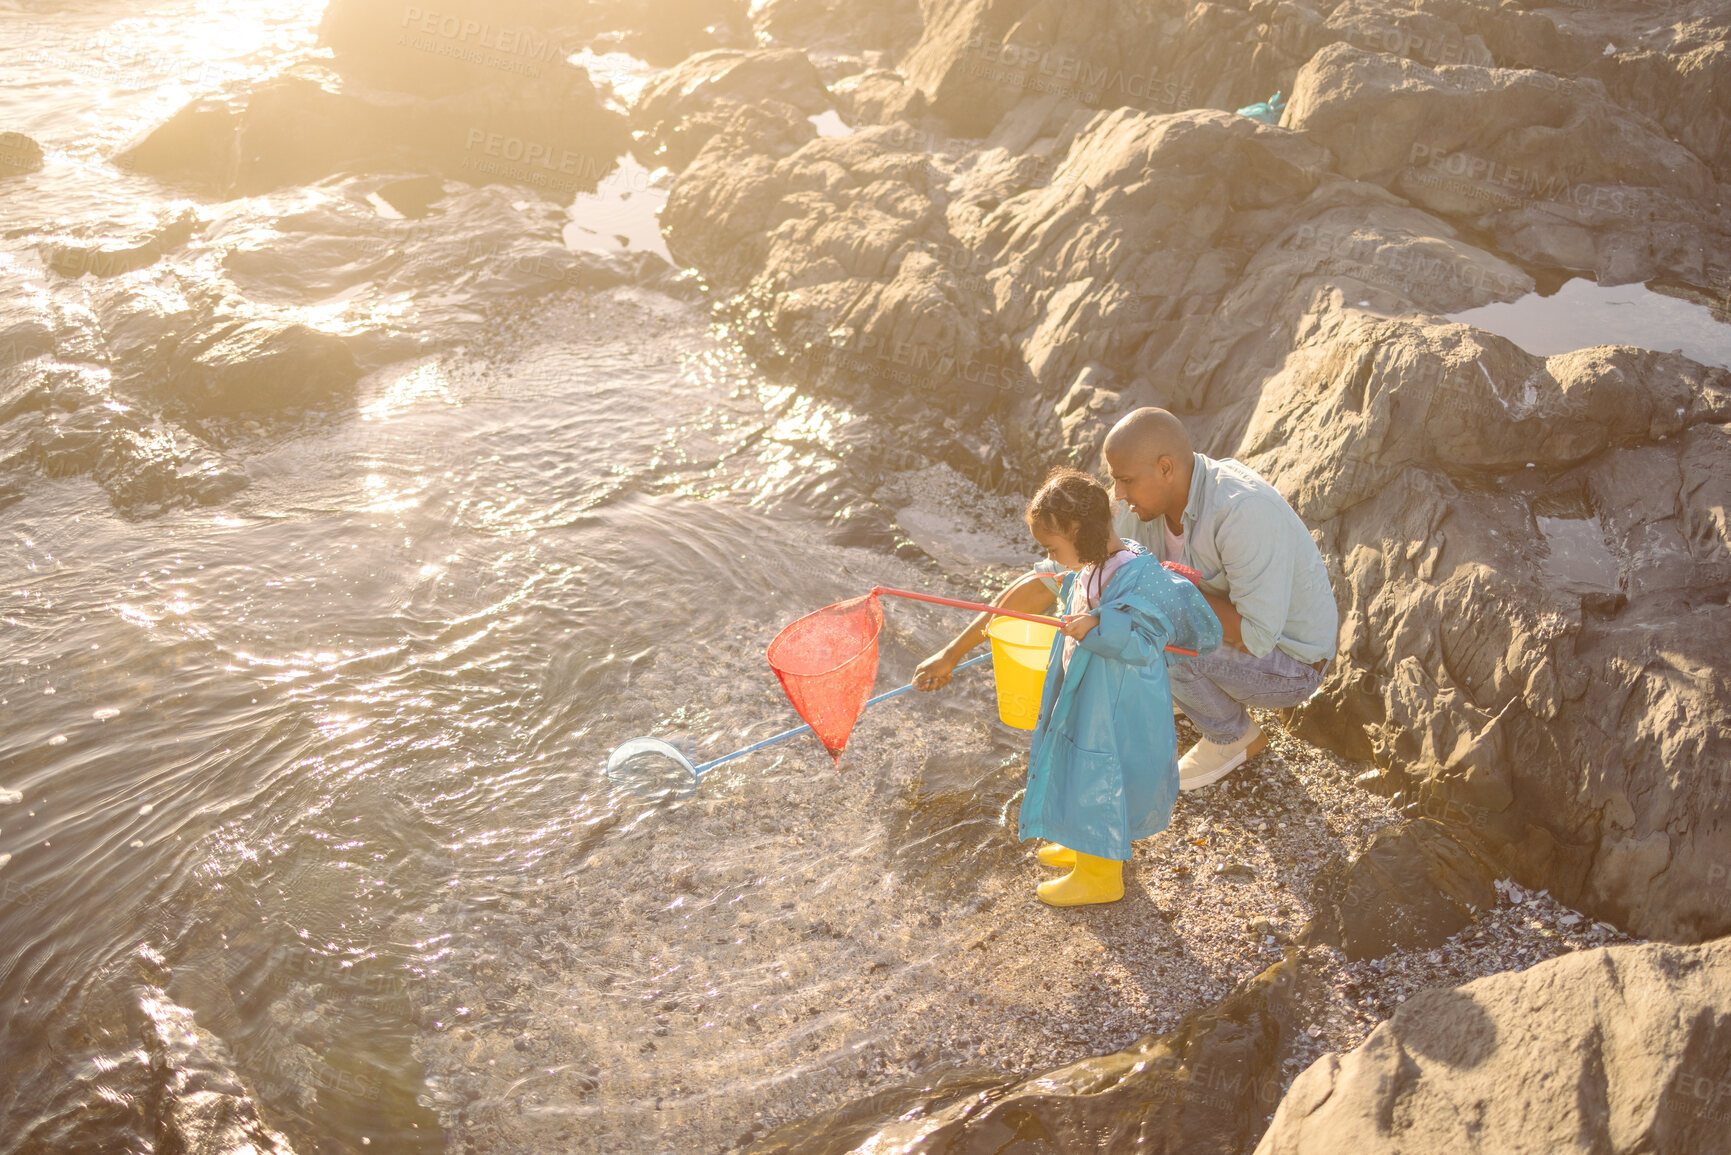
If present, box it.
[0,4,1032,1150]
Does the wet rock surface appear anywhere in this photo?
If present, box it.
[1258,938,1731,1154]
[36,207,201,279]
[161,317,359,417]
[0,130,44,178]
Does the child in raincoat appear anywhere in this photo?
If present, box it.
[1021,468,1222,906]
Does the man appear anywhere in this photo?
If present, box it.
[913,407,1338,789]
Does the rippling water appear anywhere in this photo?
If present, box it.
[0,4,1046,1151]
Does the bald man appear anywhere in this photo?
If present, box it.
[914,407,1338,790]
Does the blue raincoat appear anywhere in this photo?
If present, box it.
[1019,554,1223,861]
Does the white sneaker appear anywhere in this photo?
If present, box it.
[1179,721,1267,791]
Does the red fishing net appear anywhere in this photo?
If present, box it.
[766,593,884,762]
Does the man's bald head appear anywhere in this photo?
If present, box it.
[1103,407,1192,466]
[1102,407,1194,527]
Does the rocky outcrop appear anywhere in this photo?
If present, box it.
[120,66,630,201]
[0,359,247,515]
[1255,938,1731,1153]
[122,0,632,200]
[1284,43,1731,286]
[135,993,299,1154]
[632,48,832,169]
[662,104,1023,464]
[749,958,1298,1154]
[830,69,928,127]
[1243,319,1731,943]
[752,0,922,60]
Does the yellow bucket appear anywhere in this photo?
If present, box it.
[987,617,1058,729]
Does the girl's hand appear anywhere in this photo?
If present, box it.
[1061,612,1099,640]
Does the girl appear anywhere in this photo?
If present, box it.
[1020,468,1221,906]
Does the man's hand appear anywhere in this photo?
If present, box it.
[913,648,961,692]
[1060,612,1100,641]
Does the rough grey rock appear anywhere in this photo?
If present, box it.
[1284,42,1731,286]
[663,105,1018,434]
[831,69,929,127]
[0,130,44,177]
[1256,938,1731,1154]
[134,993,299,1154]
[1246,320,1731,941]
[632,48,832,169]
[1434,0,1731,184]
[1302,818,1499,961]
[894,0,1380,140]
[749,958,1297,1154]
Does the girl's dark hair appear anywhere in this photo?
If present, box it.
[1025,467,1114,569]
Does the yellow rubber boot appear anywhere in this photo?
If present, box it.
[1036,843,1076,869]
[1036,851,1124,906]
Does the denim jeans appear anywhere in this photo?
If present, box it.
[1169,644,1326,743]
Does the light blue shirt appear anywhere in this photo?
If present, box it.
[1113,452,1338,664]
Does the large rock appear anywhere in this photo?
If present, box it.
[1240,316,1731,941]
[750,958,1298,1154]
[631,48,832,169]
[1285,43,1731,286]
[663,103,1022,442]
[897,0,1337,138]
[974,108,1355,461]
[1436,0,1731,184]
[1255,938,1731,1154]
[120,57,629,200]
[830,69,929,127]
